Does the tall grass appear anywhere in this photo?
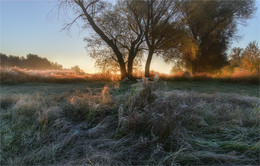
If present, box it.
[161,71,259,84]
[1,66,259,84]
[1,81,259,165]
[0,66,121,83]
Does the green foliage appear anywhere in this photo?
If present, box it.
[241,41,260,72]
[222,41,260,74]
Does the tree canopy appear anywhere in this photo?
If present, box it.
[178,0,256,74]
[57,0,256,79]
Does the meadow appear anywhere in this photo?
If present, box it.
[1,80,259,165]
[1,0,259,164]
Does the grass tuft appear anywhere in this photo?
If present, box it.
[1,81,259,165]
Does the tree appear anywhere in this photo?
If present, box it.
[180,0,256,74]
[221,47,243,74]
[240,41,260,72]
[58,0,128,79]
[86,0,146,79]
[58,0,145,80]
[229,47,243,69]
[222,41,259,74]
[71,65,85,75]
[141,0,183,77]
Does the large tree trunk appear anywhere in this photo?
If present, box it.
[112,48,127,79]
[191,62,197,75]
[127,56,134,79]
[127,56,138,81]
[145,51,153,77]
[119,62,127,79]
[127,44,141,81]
[76,1,127,80]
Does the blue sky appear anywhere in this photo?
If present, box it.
[1,0,259,74]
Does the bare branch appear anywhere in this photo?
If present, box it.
[61,14,84,32]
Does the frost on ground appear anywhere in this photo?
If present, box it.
[1,81,259,165]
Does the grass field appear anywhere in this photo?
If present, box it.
[167,81,259,97]
[1,80,259,97]
[1,80,259,165]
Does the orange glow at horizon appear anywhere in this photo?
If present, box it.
[58,55,172,75]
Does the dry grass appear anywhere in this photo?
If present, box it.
[1,80,259,165]
[0,66,120,83]
[161,71,259,84]
[1,66,259,84]
[1,86,117,165]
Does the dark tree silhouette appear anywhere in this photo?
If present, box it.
[179,0,256,74]
[0,53,63,70]
[83,0,145,79]
[141,0,183,77]
[58,0,146,80]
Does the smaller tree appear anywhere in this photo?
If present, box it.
[222,41,260,74]
[240,41,260,73]
[228,47,244,71]
[71,65,85,75]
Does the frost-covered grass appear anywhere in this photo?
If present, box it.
[166,80,260,97]
[1,81,259,165]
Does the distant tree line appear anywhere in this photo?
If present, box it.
[0,53,63,70]
[223,41,260,74]
[57,0,256,79]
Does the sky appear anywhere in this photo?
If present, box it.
[1,0,260,74]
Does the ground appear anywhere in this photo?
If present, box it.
[1,80,259,165]
[1,80,259,97]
